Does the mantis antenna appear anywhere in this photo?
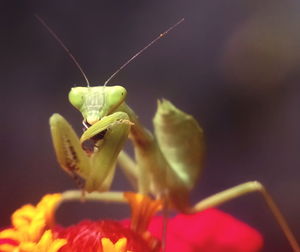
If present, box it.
[35,15,91,87]
[36,15,184,87]
[104,18,185,86]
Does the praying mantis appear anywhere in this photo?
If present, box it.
[37,16,300,252]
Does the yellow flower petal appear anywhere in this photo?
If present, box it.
[34,230,67,252]
[47,238,68,252]
[101,237,131,252]
[124,192,162,234]
[19,242,36,251]
[0,244,16,251]
[101,238,115,252]
[36,193,62,227]
[114,237,127,252]
[37,230,54,249]
[26,211,46,241]
[12,205,37,229]
[0,228,19,240]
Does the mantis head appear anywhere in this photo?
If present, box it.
[68,85,127,125]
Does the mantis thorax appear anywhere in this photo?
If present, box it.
[68,85,127,125]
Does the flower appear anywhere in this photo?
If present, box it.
[0,193,263,252]
[0,193,162,252]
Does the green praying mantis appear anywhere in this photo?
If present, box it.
[37,16,300,251]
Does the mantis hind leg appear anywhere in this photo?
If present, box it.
[185,181,300,252]
[118,151,139,190]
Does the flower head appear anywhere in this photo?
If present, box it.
[0,193,263,252]
[0,193,162,252]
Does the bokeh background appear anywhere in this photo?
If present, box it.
[1,0,300,251]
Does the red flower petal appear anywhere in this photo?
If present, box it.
[56,220,156,252]
[0,238,19,246]
[148,208,263,252]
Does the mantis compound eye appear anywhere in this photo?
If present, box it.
[68,87,88,110]
[108,86,127,105]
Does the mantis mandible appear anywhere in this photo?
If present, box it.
[36,16,300,251]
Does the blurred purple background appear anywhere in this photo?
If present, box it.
[1,0,300,251]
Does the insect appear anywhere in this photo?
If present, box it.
[37,16,300,251]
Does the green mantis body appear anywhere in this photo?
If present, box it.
[50,85,205,211]
[42,15,299,251]
[50,84,300,251]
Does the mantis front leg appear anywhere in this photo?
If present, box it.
[49,112,132,192]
